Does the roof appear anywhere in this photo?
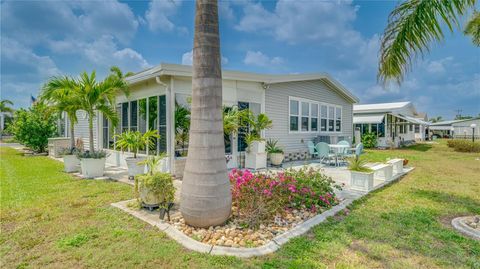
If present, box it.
[353,101,411,113]
[429,119,465,126]
[125,63,359,103]
[353,113,385,124]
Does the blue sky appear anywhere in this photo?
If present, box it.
[1,0,479,119]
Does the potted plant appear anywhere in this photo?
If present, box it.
[266,139,284,166]
[135,154,175,217]
[243,112,272,169]
[347,156,374,192]
[77,150,108,178]
[115,129,159,180]
[59,147,80,172]
[70,70,128,179]
[223,106,242,168]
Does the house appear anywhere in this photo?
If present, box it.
[451,118,480,139]
[429,120,460,138]
[353,101,429,148]
[68,63,358,175]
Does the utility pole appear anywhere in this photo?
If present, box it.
[454,109,462,119]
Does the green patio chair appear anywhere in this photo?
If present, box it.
[307,141,318,158]
[316,142,334,165]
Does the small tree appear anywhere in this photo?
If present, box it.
[74,71,129,152]
[9,103,58,152]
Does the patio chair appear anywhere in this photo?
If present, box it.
[307,141,318,158]
[316,142,334,165]
[337,140,350,164]
[346,143,364,159]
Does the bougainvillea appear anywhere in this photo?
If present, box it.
[229,167,341,228]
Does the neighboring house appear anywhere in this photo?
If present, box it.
[0,111,13,137]
[451,118,480,139]
[68,63,358,174]
[353,101,429,148]
[429,120,460,138]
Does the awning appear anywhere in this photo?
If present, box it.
[353,114,385,124]
[392,113,429,125]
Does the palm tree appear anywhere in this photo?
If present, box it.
[464,11,480,46]
[180,0,232,228]
[0,99,14,113]
[109,66,135,80]
[40,76,79,149]
[378,0,478,84]
[430,116,443,123]
[75,71,129,152]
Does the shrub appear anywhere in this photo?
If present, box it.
[229,167,340,228]
[361,132,377,148]
[135,155,174,209]
[8,103,58,153]
[266,139,284,154]
[77,150,108,159]
[283,167,341,211]
[447,139,480,153]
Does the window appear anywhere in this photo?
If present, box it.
[121,102,128,132]
[409,124,413,132]
[311,104,318,131]
[335,107,342,132]
[414,124,420,133]
[130,100,138,131]
[378,121,385,137]
[301,101,309,131]
[321,105,327,131]
[328,106,335,132]
[289,100,299,131]
[102,114,109,149]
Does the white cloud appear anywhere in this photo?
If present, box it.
[181,50,228,66]
[236,0,358,44]
[425,57,454,74]
[83,35,151,71]
[243,50,284,67]
[1,0,139,45]
[145,0,183,32]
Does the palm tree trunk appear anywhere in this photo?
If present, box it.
[180,0,231,228]
[88,113,94,152]
[69,117,75,149]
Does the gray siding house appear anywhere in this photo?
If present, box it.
[67,63,358,172]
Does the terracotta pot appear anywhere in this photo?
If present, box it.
[403,159,409,166]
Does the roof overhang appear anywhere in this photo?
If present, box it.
[353,114,385,124]
[125,63,359,103]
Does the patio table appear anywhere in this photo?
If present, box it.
[328,144,350,167]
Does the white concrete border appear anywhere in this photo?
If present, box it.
[451,217,480,241]
[111,167,414,257]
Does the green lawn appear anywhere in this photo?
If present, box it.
[1,142,479,268]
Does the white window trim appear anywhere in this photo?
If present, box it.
[288,96,343,134]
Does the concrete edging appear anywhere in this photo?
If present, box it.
[110,167,413,257]
[451,217,480,241]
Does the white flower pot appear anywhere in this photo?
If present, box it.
[350,170,374,192]
[249,140,265,154]
[63,154,80,173]
[125,157,146,179]
[245,152,267,170]
[80,158,106,178]
[270,152,284,166]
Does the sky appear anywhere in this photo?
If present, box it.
[1,0,479,119]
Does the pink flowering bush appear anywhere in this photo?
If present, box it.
[229,167,341,228]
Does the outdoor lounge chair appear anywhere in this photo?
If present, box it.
[337,140,350,164]
[316,142,334,165]
[307,141,318,158]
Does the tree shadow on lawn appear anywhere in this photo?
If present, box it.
[401,144,433,152]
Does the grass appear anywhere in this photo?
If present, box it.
[1,141,479,268]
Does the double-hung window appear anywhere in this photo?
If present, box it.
[335,107,342,132]
[320,105,327,132]
[328,106,335,132]
[289,100,299,131]
[301,101,309,131]
[311,103,318,131]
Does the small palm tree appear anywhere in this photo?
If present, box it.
[40,76,79,149]
[378,0,478,84]
[464,11,480,46]
[0,100,14,113]
[75,71,129,152]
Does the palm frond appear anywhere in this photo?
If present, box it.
[378,0,476,85]
[464,11,480,46]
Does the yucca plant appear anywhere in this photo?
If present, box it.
[115,130,160,158]
[347,156,372,173]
